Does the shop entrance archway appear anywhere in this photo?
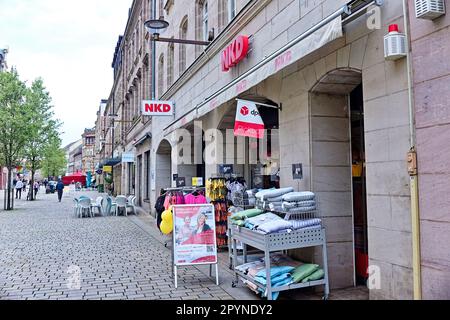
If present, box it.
[310,68,368,287]
[155,139,173,195]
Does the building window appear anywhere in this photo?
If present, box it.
[158,54,164,97]
[145,151,150,200]
[167,42,174,88]
[202,2,209,42]
[179,16,188,75]
[228,0,236,22]
[159,0,164,18]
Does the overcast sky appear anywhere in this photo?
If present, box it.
[0,0,132,146]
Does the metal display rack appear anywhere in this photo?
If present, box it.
[228,196,329,300]
[229,224,330,300]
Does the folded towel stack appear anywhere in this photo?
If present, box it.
[255,188,295,212]
[281,191,317,213]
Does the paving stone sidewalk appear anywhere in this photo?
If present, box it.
[0,190,234,300]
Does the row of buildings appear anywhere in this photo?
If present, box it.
[91,0,450,300]
[64,127,97,179]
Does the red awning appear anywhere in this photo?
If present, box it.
[62,173,86,186]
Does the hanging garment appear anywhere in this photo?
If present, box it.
[155,194,166,229]
[185,193,208,205]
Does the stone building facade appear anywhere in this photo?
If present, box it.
[81,128,96,176]
[98,0,450,300]
[408,0,450,300]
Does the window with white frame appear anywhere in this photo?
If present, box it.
[228,0,236,22]
[167,42,174,87]
[158,54,164,97]
[202,2,209,41]
[179,17,188,74]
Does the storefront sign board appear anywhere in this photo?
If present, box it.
[103,166,112,173]
[172,204,219,288]
[141,100,175,116]
[122,152,135,163]
[234,100,265,139]
[192,177,204,187]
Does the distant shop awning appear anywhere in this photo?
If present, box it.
[133,132,152,147]
[100,158,121,167]
[163,10,345,134]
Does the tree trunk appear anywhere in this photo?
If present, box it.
[6,167,12,210]
[30,170,35,201]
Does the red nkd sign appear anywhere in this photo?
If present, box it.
[221,35,249,72]
[141,101,174,116]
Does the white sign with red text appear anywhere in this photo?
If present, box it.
[141,100,175,116]
[234,99,265,139]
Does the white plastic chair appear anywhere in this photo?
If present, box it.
[127,196,137,215]
[73,198,80,217]
[91,197,103,217]
[115,196,128,216]
[78,198,93,218]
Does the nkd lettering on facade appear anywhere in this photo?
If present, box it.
[142,100,175,116]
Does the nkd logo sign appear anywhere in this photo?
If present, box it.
[142,100,175,116]
[221,35,250,72]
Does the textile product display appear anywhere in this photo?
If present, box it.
[206,178,227,201]
[290,219,322,230]
[163,190,185,210]
[260,277,293,300]
[184,193,208,205]
[245,213,283,230]
[214,201,229,247]
[301,269,325,283]
[254,273,293,286]
[282,200,316,209]
[255,187,295,200]
[257,220,293,234]
[287,206,317,213]
[256,266,296,279]
[265,196,284,203]
[231,208,264,221]
[291,264,320,283]
[282,192,316,202]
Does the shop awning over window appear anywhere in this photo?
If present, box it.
[164,14,343,134]
[100,158,121,168]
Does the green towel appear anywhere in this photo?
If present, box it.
[301,269,325,283]
[231,209,264,221]
[291,264,320,283]
[232,220,246,227]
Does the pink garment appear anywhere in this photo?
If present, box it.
[184,194,208,205]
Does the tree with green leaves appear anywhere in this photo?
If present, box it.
[0,70,30,210]
[23,78,61,200]
[41,137,67,179]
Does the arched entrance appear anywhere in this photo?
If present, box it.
[155,139,173,194]
[310,68,368,287]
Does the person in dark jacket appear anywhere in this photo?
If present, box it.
[154,189,166,229]
[56,180,65,202]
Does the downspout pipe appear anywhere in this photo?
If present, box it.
[402,0,422,300]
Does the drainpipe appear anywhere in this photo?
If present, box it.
[402,0,422,300]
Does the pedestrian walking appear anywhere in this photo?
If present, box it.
[34,181,39,198]
[56,179,64,202]
[22,179,27,192]
[15,179,23,199]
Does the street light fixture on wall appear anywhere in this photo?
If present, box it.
[144,18,213,46]
[144,5,213,100]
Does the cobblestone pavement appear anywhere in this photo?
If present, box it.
[0,190,234,300]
